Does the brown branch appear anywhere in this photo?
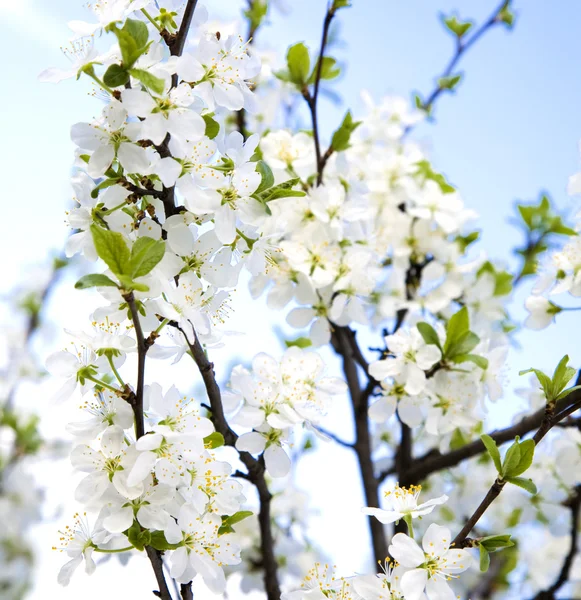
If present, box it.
[331,326,386,565]
[176,324,281,600]
[180,582,194,600]
[171,0,200,57]
[387,385,581,484]
[145,547,173,600]
[124,294,172,599]
[303,2,338,185]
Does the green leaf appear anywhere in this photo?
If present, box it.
[331,110,362,152]
[129,68,165,94]
[479,534,514,552]
[124,18,149,49]
[107,19,150,69]
[451,353,489,370]
[447,331,480,358]
[149,531,180,551]
[202,113,220,139]
[130,237,166,278]
[307,56,341,84]
[332,0,351,8]
[481,434,502,474]
[126,521,151,551]
[506,476,537,495]
[416,322,442,351]
[103,63,130,88]
[204,432,224,449]
[556,384,581,402]
[75,274,119,290]
[438,73,462,91]
[442,15,474,38]
[255,160,275,194]
[414,160,455,193]
[502,437,522,478]
[285,336,312,349]
[255,178,306,203]
[91,225,131,277]
[519,367,553,400]
[479,544,490,572]
[505,438,535,477]
[551,355,576,398]
[218,511,254,535]
[286,42,310,85]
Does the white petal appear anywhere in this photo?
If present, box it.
[264,444,291,477]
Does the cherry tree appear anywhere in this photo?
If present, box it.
[14,0,581,599]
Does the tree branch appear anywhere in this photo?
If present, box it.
[387,385,581,484]
[452,394,581,546]
[180,582,194,600]
[124,294,172,599]
[331,326,386,565]
[176,324,281,600]
[171,0,200,57]
[404,0,510,137]
[303,2,338,185]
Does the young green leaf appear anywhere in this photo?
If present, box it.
[218,510,254,535]
[443,307,469,355]
[307,56,341,84]
[130,237,166,278]
[479,534,514,552]
[504,438,534,478]
[416,322,442,351]
[255,160,275,194]
[481,434,502,474]
[129,68,165,94]
[75,274,119,290]
[91,225,131,277]
[505,476,537,495]
[479,545,490,572]
[286,43,310,85]
[285,337,312,349]
[502,438,522,478]
[451,354,489,370]
[149,530,180,551]
[202,113,220,139]
[331,111,361,152]
[103,64,130,88]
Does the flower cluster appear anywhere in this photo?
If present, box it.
[228,347,346,477]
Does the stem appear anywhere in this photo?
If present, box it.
[141,8,163,32]
[85,375,120,395]
[154,318,170,335]
[107,355,125,386]
[86,72,114,95]
[94,546,133,554]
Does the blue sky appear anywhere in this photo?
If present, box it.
[2,0,581,596]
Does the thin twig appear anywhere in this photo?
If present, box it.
[452,395,581,546]
[404,0,509,137]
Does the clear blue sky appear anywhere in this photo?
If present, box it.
[2,0,581,595]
